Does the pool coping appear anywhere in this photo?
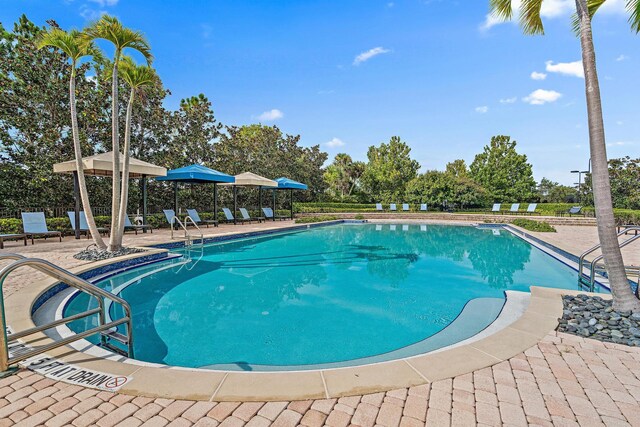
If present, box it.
[4,219,609,401]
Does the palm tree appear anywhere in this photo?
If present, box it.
[114,57,157,245]
[84,15,152,251]
[488,0,640,312]
[37,28,107,251]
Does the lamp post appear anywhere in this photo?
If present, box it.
[571,170,589,203]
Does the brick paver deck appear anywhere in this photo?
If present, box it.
[0,332,638,426]
[2,221,640,425]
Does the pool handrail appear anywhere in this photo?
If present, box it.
[0,254,134,372]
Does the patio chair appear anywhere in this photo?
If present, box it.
[262,207,288,221]
[420,204,428,212]
[490,203,501,214]
[239,208,264,223]
[390,204,397,212]
[124,215,153,234]
[186,209,218,228]
[21,212,62,243]
[222,208,251,224]
[508,203,520,215]
[376,203,383,211]
[525,203,539,216]
[0,233,28,249]
[163,209,179,229]
[67,212,109,238]
[568,206,585,217]
[402,204,410,212]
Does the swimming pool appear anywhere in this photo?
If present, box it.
[63,223,587,370]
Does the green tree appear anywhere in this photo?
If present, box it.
[37,26,107,249]
[445,159,469,178]
[538,178,576,203]
[470,135,536,203]
[84,15,152,251]
[323,154,366,201]
[360,136,420,202]
[406,171,488,209]
[489,0,640,311]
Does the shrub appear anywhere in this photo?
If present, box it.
[295,215,339,224]
[512,218,556,232]
[0,218,22,234]
[354,214,365,220]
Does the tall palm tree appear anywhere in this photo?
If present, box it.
[114,56,157,245]
[84,15,152,251]
[37,28,107,250]
[489,0,640,312]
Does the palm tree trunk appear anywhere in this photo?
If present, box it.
[116,89,135,246]
[70,68,107,250]
[575,0,640,312]
[109,59,122,251]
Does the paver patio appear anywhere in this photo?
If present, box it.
[1,220,639,425]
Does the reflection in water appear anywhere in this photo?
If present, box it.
[64,224,561,368]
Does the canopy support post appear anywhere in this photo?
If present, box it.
[173,181,178,214]
[290,189,293,220]
[142,175,148,232]
[259,186,262,218]
[73,171,80,239]
[233,186,237,225]
[214,183,218,225]
[272,190,276,222]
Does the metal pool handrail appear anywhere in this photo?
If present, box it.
[0,254,134,372]
[170,215,203,246]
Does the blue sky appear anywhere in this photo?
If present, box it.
[2,0,638,185]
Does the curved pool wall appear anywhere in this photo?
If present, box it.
[49,221,597,371]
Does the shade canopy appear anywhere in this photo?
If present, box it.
[53,151,166,178]
[275,177,308,190]
[156,164,235,184]
[220,172,278,187]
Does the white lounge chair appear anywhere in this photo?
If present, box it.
[402,204,410,212]
[390,204,397,211]
[420,204,427,212]
[525,204,539,216]
[490,203,501,214]
[187,209,218,227]
[375,203,383,211]
[508,203,520,214]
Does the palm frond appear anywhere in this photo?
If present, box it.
[84,15,153,64]
[37,27,98,65]
[571,0,606,35]
[118,55,157,92]
[489,0,515,21]
[628,0,640,33]
[519,0,545,35]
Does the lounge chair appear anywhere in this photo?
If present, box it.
[525,203,539,215]
[420,204,428,212]
[508,203,520,215]
[239,208,264,223]
[186,209,218,228]
[222,208,251,224]
[567,206,584,217]
[262,207,288,221]
[490,203,501,214]
[402,204,410,212]
[163,209,179,229]
[67,211,109,238]
[390,204,397,212]
[0,233,28,249]
[21,212,62,243]
[124,216,153,234]
[376,203,383,211]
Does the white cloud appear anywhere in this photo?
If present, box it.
[616,54,628,62]
[88,0,119,6]
[353,47,391,65]
[523,89,562,105]
[475,106,489,114]
[545,60,584,78]
[500,97,517,104]
[531,71,547,80]
[325,138,345,148]
[79,6,106,20]
[257,109,284,121]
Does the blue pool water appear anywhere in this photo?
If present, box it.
[64,223,588,370]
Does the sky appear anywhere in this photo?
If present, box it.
[1,0,639,185]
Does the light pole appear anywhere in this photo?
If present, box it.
[571,170,589,203]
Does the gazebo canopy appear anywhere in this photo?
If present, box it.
[220,172,278,187]
[275,177,308,190]
[156,164,235,184]
[53,151,166,178]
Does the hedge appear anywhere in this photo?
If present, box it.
[511,218,556,233]
[294,215,339,224]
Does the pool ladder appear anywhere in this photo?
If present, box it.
[170,215,204,247]
[0,254,134,374]
[578,226,640,292]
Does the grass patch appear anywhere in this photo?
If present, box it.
[294,215,339,224]
[512,218,556,232]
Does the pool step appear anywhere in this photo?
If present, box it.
[100,329,129,345]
